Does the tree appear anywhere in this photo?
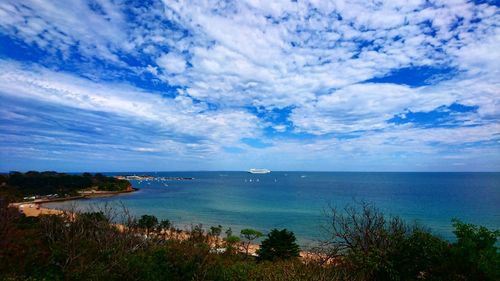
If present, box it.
[79,211,108,224]
[240,228,263,257]
[157,219,172,239]
[395,229,450,280]
[225,227,233,238]
[208,225,223,247]
[320,202,416,280]
[224,235,241,254]
[137,214,158,237]
[210,225,222,237]
[449,219,500,281]
[188,224,206,243]
[159,219,172,230]
[257,229,300,261]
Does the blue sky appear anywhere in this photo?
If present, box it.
[0,0,499,172]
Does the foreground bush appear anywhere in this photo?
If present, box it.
[257,229,301,261]
[449,219,500,280]
[320,202,500,281]
[0,198,498,281]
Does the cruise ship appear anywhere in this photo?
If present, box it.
[248,168,271,174]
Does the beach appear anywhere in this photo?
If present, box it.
[11,202,318,260]
[12,203,63,217]
[11,187,138,216]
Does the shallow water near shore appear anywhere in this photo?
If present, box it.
[45,172,500,245]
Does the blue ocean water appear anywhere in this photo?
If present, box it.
[45,172,500,245]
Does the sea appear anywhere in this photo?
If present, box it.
[44,172,500,245]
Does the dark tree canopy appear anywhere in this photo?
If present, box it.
[257,228,300,261]
[0,171,130,199]
[449,219,500,280]
[209,225,222,237]
[138,215,158,230]
[159,219,172,230]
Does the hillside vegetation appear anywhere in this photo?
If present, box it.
[0,171,130,200]
[0,195,498,281]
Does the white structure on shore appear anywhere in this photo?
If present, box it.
[248,168,271,174]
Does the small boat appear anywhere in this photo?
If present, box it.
[248,168,271,174]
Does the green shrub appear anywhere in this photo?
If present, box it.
[448,219,500,281]
[395,229,450,280]
[257,229,300,261]
[137,214,158,236]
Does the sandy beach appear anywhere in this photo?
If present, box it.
[11,202,319,260]
[10,187,138,217]
[12,203,64,217]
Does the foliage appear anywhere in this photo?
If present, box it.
[448,219,500,281]
[188,223,209,244]
[159,219,172,230]
[225,235,242,254]
[257,229,300,261]
[1,198,499,281]
[209,224,223,237]
[241,228,263,240]
[0,199,51,279]
[225,227,233,238]
[1,207,150,280]
[394,229,450,280]
[137,214,158,236]
[225,235,241,244]
[79,211,109,223]
[321,202,500,281]
[0,171,131,199]
[240,228,263,257]
[322,202,412,280]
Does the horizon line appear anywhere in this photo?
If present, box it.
[2,170,499,174]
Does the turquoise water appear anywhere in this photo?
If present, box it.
[45,172,500,245]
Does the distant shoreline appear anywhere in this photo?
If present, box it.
[11,187,139,214]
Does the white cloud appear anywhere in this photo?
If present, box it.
[0,0,499,170]
[156,52,187,74]
[153,0,499,114]
[289,82,455,135]
[2,0,497,111]
[0,0,128,61]
[0,60,260,150]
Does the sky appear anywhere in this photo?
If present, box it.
[0,0,499,172]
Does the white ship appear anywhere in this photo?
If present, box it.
[248,168,271,174]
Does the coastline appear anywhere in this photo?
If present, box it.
[11,203,263,257]
[13,203,64,217]
[11,198,319,261]
[11,187,139,217]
